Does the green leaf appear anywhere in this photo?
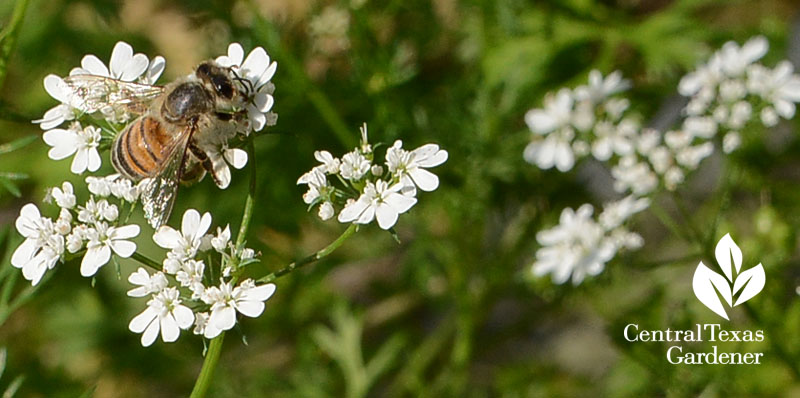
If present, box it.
[0,178,21,198]
[1,375,23,398]
[0,135,36,155]
[75,385,96,398]
[0,347,6,380]
[0,0,31,91]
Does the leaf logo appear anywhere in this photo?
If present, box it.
[692,234,765,320]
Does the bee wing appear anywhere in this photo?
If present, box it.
[62,74,165,114]
[140,123,197,229]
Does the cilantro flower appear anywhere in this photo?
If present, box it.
[43,123,102,174]
[386,140,448,193]
[80,222,140,277]
[153,209,212,261]
[338,180,417,230]
[200,279,277,339]
[129,287,194,347]
[11,204,64,285]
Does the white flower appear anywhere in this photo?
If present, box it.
[315,150,341,174]
[75,41,150,81]
[193,312,210,336]
[675,142,714,169]
[318,201,335,220]
[590,120,636,161]
[386,140,448,193]
[525,88,574,134]
[127,268,168,297]
[43,123,102,174]
[175,259,206,298]
[532,204,616,285]
[201,279,276,339]
[574,70,630,103]
[77,198,117,225]
[210,225,231,252]
[727,101,752,129]
[140,56,166,85]
[153,209,212,260]
[298,167,330,204]
[32,75,81,129]
[205,144,248,189]
[239,248,255,261]
[683,116,717,139]
[11,204,64,285]
[48,182,76,209]
[337,180,417,230]
[760,106,779,126]
[215,43,277,132]
[523,129,575,172]
[750,61,800,119]
[611,156,657,196]
[339,150,370,180]
[722,131,741,154]
[718,36,768,77]
[54,208,72,235]
[81,222,139,277]
[359,123,372,154]
[86,175,113,197]
[599,195,650,230]
[128,287,194,347]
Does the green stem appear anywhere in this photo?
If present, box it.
[258,223,358,284]
[130,252,162,271]
[190,141,258,398]
[189,333,226,398]
[235,140,257,249]
[0,0,30,92]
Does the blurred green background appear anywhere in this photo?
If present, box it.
[2,0,800,397]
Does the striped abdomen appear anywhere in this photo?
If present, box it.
[112,116,177,180]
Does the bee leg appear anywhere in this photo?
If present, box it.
[188,141,223,187]
[180,160,206,184]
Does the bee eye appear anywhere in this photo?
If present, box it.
[213,78,234,99]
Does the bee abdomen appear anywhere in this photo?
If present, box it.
[112,116,172,179]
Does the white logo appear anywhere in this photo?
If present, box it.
[693,234,765,320]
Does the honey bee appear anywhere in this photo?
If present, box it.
[63,61,252,228]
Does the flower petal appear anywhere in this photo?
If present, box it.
[375,204,399,230]
[211,305,236,332]
[11,239,38,268]
[80,245,111,277]
[81,54,110,76]
[120,54,149,81]
[71,148,89,174]
[129,307,158,333]
[173,305,195,329]
[109,42,134,77]
[141,317,160,347]
[111,239,137,258]
[160,314,180,342]
[153,226,182,250]
[409,168,440,192]
[235,300,264,318]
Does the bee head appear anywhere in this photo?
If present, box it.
[196,62,235,100]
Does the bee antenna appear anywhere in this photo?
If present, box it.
[228,67,254,96]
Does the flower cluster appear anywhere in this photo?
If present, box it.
[11,176,143,285]
[680,36,800,147]
[297,124,448,230]
[127,209,275,346]
[532,196,647,284]
[33,41,277,191]
[526,36,800,285]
